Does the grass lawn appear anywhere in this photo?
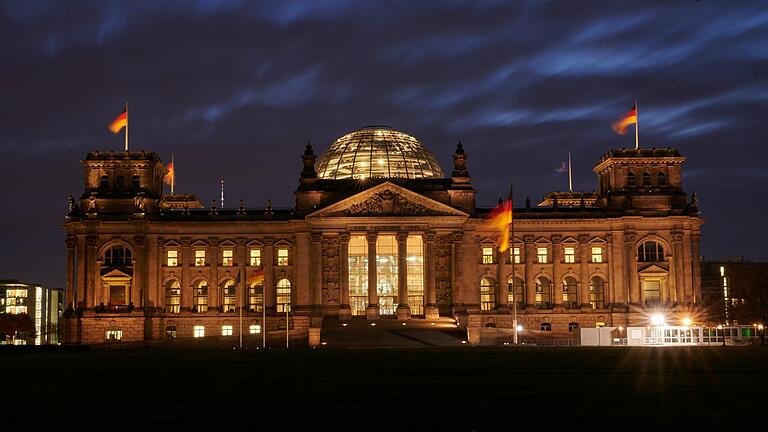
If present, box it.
[2,345,767,430]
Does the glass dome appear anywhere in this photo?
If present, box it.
[315,126,444,180]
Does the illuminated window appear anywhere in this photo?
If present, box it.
[193,280,208,313]
[642,280,661,303]
[589,276,605,309]
[165,280,181,313]
[193,326,205,338]
[591,247,603,263]
[562,276,578,308]
[221,280,236,313]
[222,250,233,267]
[638,241,665,262]
[564,247,575,263]
[536,247,548,264]
[166,250,178,267]
[195,250,206,266]
[406,235,424,315]
[480,277,495,311]
[249,324,261,334]
[376,235,398,315]
[482,247,494,264]
[104,245,132,266]
[276,278,291,312]
[248,282,263,312]
[509,247,522,264]
[507,276,525,308]
[535,276,551,308]
[165,325,176,339]
[277,248,289,266]
[249,249,261,267]
[540,323,552,331]
[221,325,233,336]
[348,235,368,316]
[105,329,122,341]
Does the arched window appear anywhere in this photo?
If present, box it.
[638,241,665,262]
[165,280,180,313]
[193,280,208,313]
[100,175,109,189]
[540,322,552,331]
[276,278,291,313]
[568,322,579,332]
[480,277,496,311]
[131,175,140,189]
[507,276,525,309]
[249,281,264,312]
[221,279,236,313]
[562,276,578,309]
[626,172,636,187]
[589,276,605,309]
[657,172,667,187]
[535,276,551,309]
[642,172,651,187]
[116,175,125,189]
[104,245,132,266]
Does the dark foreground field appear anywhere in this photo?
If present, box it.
[2,345,767,430]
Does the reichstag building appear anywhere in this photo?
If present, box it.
[61,126,703,344]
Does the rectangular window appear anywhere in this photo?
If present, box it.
[110,285,126,305]
[222,250,234,266]
[193,326,205,338]
[482,247,494,264]
[195,250,206,266]
[167,250,178,267]
[277,248,289,266]
[564,247,575,263]
[249,324,261,334]
[250,249,261,267]
[537,247,548,263]
[248,284,263,312]
[510,247,521,264]
[105,329,122,341]
[406,235,424,316]
[221,325,233,336]
[348,236,368,316]
[591,247,603,263]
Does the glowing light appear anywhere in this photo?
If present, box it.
[651,314,666,326]
[516,324,523,331]
[618,326,624,331]
[342,323,348,327]
[461,341,467,344]
[717,325,723,329]
[370,323,376,326]
[402,322,406,326]
[682,317,692,327]
[377,159,384,166]
[759,324,764,331]
[321,342,327,346]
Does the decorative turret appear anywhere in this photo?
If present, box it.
[448,141,475,212]
[301,142,318,180]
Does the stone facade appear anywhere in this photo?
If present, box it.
[61,128,703,345]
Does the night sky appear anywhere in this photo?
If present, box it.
[1,0,766,288]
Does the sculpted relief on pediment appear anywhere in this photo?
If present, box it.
[346,190,429,216]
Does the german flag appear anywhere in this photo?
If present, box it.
[109,108,127,133]
[163,161,174,185]
[485,199,512,252]
[612,103,637,135]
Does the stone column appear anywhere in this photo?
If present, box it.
[578,235,590,307]
[338,232,352,320]
[551,235,562,308]
[66,236,76,310]
[497,245,509,312]
[264,238,275,313]
[311,233,323,308]
[237,238,246,308]
[625,232,638,304]
[424,231,439,320]
[147,235,159,309]
[181,238,192,311]
[691,233,701,304]
[86,236,97,308]
[396,232,411,320]
[208,238,219,310]
[451,232,466,311]
[524,235,535,307]
[671,231,684,304]
[605,234,615,306]
[366,232,379,320]
[76,236,86,309]
[133,235,145,308]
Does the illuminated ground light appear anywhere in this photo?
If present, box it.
[682,317,692,327]
[370,323,376,326]
[516,325,523,331]
[651,314,666,326]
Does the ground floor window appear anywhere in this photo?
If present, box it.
[568,322,579,332]
[276,278,291,313]
[249,283,263,312]
[540,323,552,331]
[480,277,495,311]
[166,325,176,339]
[105,328,122,341]
[193,326,205,338]
[221,325,233,336]
[589,277,605,309]
[249,324,261,334]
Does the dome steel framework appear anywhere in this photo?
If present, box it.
[315,126,444,180]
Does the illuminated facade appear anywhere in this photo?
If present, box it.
[61,126,703,344]
[0,280,63,344]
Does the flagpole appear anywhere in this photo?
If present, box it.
[567,152,573,193]
[262,287,266,349]
[220,180,224,208]
[635,99,639,150]
[509,183,518,345]
[124,102,129,152]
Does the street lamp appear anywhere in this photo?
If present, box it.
[717,324,725,347]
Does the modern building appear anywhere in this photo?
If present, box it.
[0,280,64,344]
[701,260,768,325]
[61,126,703,344]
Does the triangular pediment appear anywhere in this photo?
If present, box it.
[638,264,668,274]
[307,182,468,218]
[100,268,133,279]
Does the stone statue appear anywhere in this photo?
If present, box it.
[87,193,97,212]
[690,191,699,209]
[67,195,79,215]
[134,194,145,213]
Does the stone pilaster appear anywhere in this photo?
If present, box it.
[86,236,97,308]
[338,232,352,320]
[366,232,379,320]
[66,236,76,310]
[671,231,684,304]
[451,232,466,313]
[551,235,562,308]
[237,238,246,308]
[396,231,411,320]
[496,244,508,312]
[691,233,701,304]
[310,232,323,308]
[181,238,192,311]
[208,237,219,309]
[624,232,638,304]
[524,235,535,307]
[133,235,145,308]
[264,237,275,312]
[578,235,590,307]
[424,231,439,320]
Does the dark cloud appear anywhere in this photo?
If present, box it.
[1,0,767,286]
